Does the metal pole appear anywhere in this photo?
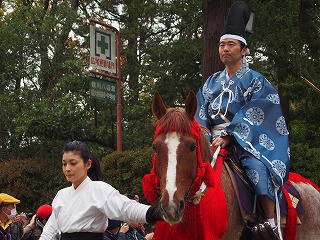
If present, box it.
[89,18,122,151]
[115,30,122,151]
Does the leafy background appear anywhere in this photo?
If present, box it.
[0,0,319,212]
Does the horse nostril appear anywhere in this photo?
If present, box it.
[178,200,185,214]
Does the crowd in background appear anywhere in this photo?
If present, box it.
[0,193,154,240]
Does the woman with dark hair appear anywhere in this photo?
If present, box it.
[40,141,162,240]
[62,141,103,181]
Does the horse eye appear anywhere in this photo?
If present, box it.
[190,143,196,152]
[152,144,157,153]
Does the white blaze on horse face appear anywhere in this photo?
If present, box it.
[164,132,180,203]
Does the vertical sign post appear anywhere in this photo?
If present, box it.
[89,19,122,151]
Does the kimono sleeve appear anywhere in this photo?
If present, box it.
[196,85,213,141]
[225,75,290,185]
[99,184,150,224]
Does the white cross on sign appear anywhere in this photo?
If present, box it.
[90,25,117,74]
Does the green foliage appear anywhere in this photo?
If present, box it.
[122,96,155,150]
[101,147,154,203]
[290,143,320,185]
[139,0,203,106]
[0,158,67,213]
[290,119,320,148]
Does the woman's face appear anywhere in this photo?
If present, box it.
[62,151,91,189]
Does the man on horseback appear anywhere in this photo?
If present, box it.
[196,1,290,239]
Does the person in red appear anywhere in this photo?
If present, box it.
[22,204,53,240]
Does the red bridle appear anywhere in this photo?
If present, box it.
[142,121,215,204]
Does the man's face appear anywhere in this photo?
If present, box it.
[1,204,15,219]
[219,39,247,66]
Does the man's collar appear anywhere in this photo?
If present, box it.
[225,62,249,80]
[0,219,12,230]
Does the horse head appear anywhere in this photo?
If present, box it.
[149,91,214,225]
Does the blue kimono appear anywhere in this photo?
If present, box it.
[196,62,290,202]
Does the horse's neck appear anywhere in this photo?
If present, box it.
[199,132,213,164]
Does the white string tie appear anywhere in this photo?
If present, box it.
[210,80,234,119]
[274,186,283,240]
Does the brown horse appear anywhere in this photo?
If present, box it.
[142,91,320,240]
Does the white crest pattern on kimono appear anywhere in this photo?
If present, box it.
[196,62,290,193]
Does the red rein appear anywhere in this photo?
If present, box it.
[142,121,228,240]
[143,121,215,203]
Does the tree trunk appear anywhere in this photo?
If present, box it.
[123,1,141,105]
[201,0,232,83]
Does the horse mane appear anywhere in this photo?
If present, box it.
[154,108,192,135]
[154,107,213,164]
[199,126,213,164]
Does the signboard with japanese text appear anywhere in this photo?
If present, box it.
[89,77,117,103]
[90,25,116,74]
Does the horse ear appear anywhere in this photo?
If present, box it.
[152,92,167,120]
[185,91,198,120]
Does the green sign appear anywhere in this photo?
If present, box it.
[89,77,117,103]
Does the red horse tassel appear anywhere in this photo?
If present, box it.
[288,172,320,192]
[282,186,297,240]
[191,121,215,190]
[142,155,160,204]
[282,172,320,240]
[142,149,228,240]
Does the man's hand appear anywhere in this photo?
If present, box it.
[145,232,154,240]
[119,223,130,234]
[212,135,233,148]
[13,212,27,224]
